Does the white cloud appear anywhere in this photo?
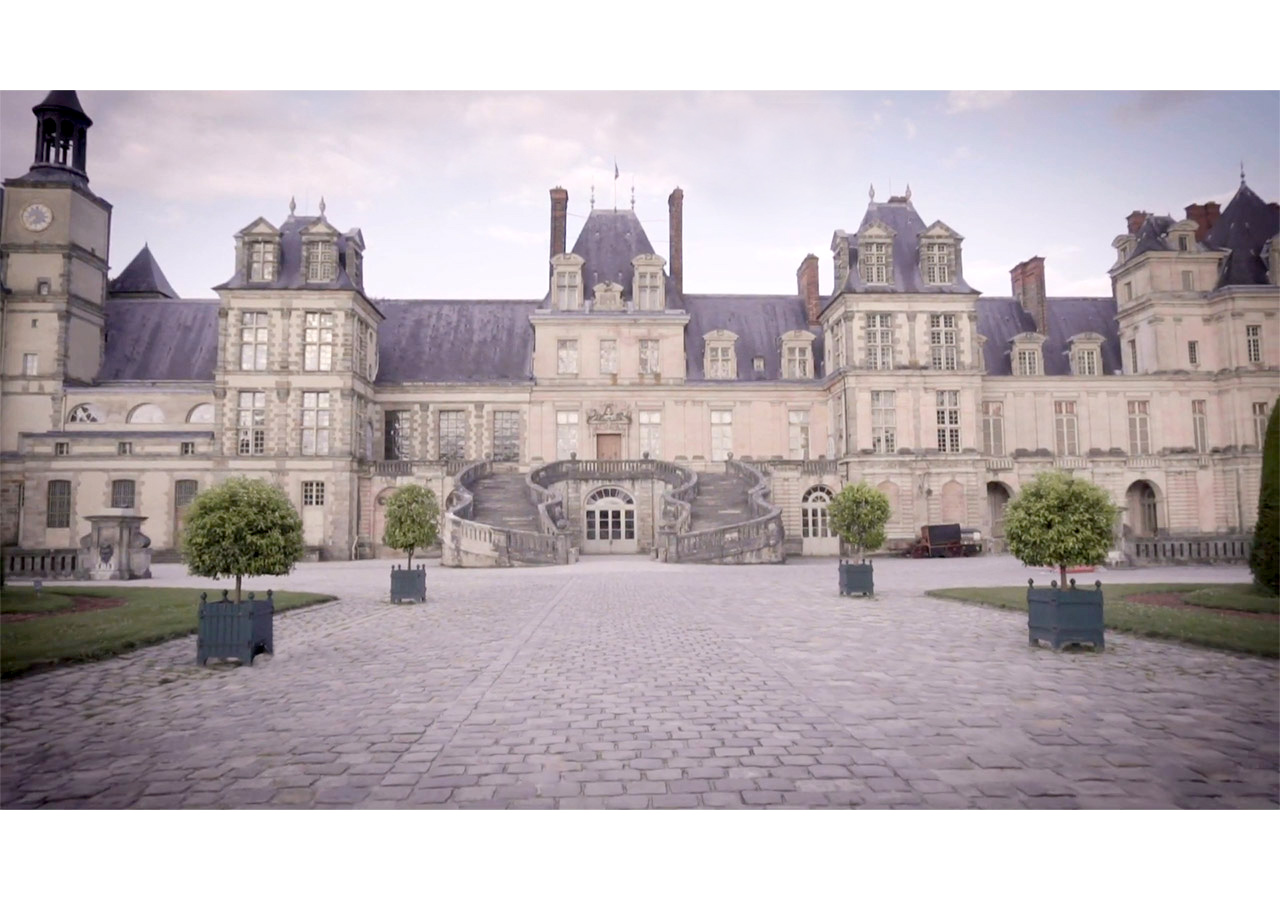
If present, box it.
[946,91,1014,114]
[904,119,917,140]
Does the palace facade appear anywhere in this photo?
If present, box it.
[2,92,1277,568]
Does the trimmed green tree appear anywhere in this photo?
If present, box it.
[828,482,891,563]
[1004,470,1118,586]
[182,476,305,603]
[383,484,440,568]
[1249,400,1279,595]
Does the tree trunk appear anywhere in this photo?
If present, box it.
[1059,564,1068,587]
[235,574,242,604]
[408,549,414,568]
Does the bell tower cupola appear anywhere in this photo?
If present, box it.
[30,90,93,183]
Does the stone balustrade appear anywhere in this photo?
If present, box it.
[2,547,80,580]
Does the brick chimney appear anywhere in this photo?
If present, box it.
[1126,210,1150,236]
[549,187,568,261]
[1184,202,1222,243]
[797,254,821,325]
[1010,256,1047,334]
[668,187,684,300]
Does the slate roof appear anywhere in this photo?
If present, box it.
[977,297,1122,376]
[562,209,676,308]
[683,295,824,382]
[108,245,179,298]
[832,198,978,301]
[376,300,540,384]
[34,90,90,120]
[1205,183,1280,287]
[1128,214,1179,258]
[215,214,364,293]
[98,299,220,381]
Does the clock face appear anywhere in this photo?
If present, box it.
[21,203,53,232]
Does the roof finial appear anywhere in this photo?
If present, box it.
[630,182,635,211]
[590,185,595,210]
[869,183,875,202]
[318,196,326,217]
[289,196,296,216]
[1240,160,1246,185]
[904,183,912,202]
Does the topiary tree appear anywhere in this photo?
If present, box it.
[1249,400,1279,595]
[383,484,440,568]
[1004,470,1118,587]
[828,482,891,563]
[182,477,305,603]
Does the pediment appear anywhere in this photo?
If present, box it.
[236,217,279,237]
[1068,331,1105,346]
[345,228,366,250]
[592,281,624,309]
[858,220,896,240]
[780,329,816,345]
[632,252,666,269]
[552,252,585,268]
[1010,331,1047,347]
[703,329,738,343]
[920,220,962,241]
[301,218,339,237]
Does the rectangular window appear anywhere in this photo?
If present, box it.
[1054,401,1079,457]
[557,339,578,375]
[929,313,958,370]
[871,391,896,454]
[1074,348,1098,376]
[784,345,810,379]
[355,327,366,378]
[303,312,335,372]
[865,313,893,369]
[1128,400,1151,455]
[639,339,660,376]
[1188,340,1199,367]
[306,241,336,282]
[1128,339,1138,373]
[237,390,266,455]
[599,339,618,375]
[1254,402,1270,447]
[555,410,578,460]
[492,410,520,463]
[1178,234,1190,252]
[1246,325,1262,363]
[981,401,1004,457]
[111,479,135,509]
[175,480,198,509]
[249,240,277,282]
[1192,400,1208,453]
[555,270,579,310]
[708,345,734,379]
[636,271,662,309]
[180,441,195,456]
[832,328,845,369]
[1181,270,1194,291]
[300,391,331,456]
[788,409,810,459]
[46,480,71,528]
[437,410,467,460]
[22,353,37,376]
[54,441,69,456]
[936,390,960,454]
[923,242,953,284]
[834,401,845,455]
[117,442,132,456]
[302,481,325,507]
[639,410,661,459]
[1016,349,1039,376]
[239,311,269,371]
[1123,282,1133,303]
[384,410,407,460]
[860,241,890,284]
[710,409,733,461]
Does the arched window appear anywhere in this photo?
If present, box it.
[127,403,166,424]
[801,485,835,538]
[1127,481,1159,537]
[584,486,636,551]
[187,403,215,424]
[67,403,103,423]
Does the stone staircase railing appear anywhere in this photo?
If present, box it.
[441,460,573,567]
[1126,534,1252,565]
[2,546,80,580]
[530,458,699,543]
[665,458,785,564]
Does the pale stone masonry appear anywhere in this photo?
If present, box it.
[2,92,1277,562]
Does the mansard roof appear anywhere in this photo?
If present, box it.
[375,299,539,384]
[683,294,824,382]
[98,299,220,381]
[215,213,362,292]
[1204,182,1280,287]
[838,197,978,296]
[977,297,1122,376]
[108,244,179,299]
[563,209,674,307]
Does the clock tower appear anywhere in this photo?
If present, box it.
[0,90,112,451]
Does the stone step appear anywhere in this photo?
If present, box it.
[688,473,754,531]
[468,473,543,532]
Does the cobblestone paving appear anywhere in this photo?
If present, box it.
[2,556,1276,809]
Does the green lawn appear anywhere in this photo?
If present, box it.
[0,584,335,678]
[927,583,1280,658]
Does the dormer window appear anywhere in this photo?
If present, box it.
[349,248,363,288]
[632,254,666,310]
[923,242,954,284]
[1178,234,1190,252]
[780,330,817,380]
[551,253,585,311]
[1066,332,1103,377]
[860,240,892,284]
[306,241,336,282]
[592,281,623,310]
[1011,332,1046,376]
[248,239,277,282]
[704,330,738,380]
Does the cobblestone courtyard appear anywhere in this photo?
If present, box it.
[2,556,1276,809]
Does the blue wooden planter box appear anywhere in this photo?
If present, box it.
[839,560,874,596]
[390,565,427,603]
[1027,579,1104,651]
[197,590,274,665]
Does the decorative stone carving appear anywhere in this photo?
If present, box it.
[77,513,152,580]
[587,403,632,427]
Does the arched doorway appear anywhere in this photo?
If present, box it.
[1126,480,1160,537]
[986,482,1011,551]
[583,485,636,554]
[801,485,839,555]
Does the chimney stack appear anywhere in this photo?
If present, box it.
[1184,202,1221,243]
[550,187,568,261]
[797,254,821,326]
[668,187,684,300]
[1010,256,1047,334]
[1126,210,1150,236]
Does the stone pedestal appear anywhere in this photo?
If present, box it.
[77,513,152,580]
